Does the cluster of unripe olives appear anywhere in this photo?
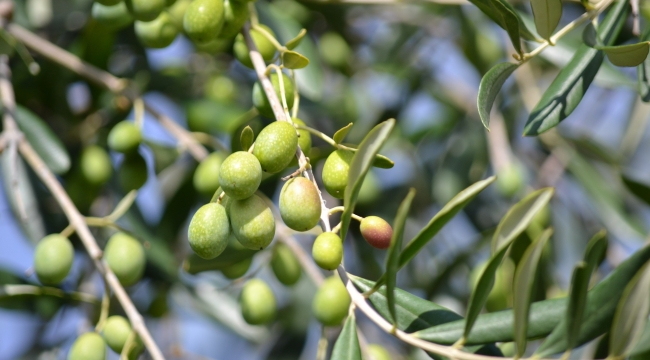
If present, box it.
[68,315,144,360]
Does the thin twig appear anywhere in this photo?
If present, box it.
[0,284,99,303]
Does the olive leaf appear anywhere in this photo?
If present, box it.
[622,174,650,206]
[385,188,416,325]
[466,0,535,54]
[285,28,307,50]
[240,126,254,151]
[637,28,650,102]
[530,0,562,40]
[596,42,650,67]
[340,119,395,241]
[331,314,361,360]
[523,0,629,136]
[333,123,353,144]
[477,62,519,130]
[340,144,394,169]
[513,228,553,357]
[282,50,310,69]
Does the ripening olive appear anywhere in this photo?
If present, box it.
[321,149,354,199]
[359,216,393,250]
[96,0,121,6]
[279,177,321,231]
[104,232,146,287]
[80,145,112,186]
[34,234,74,286]
[68,332,106,360]
[118,152,148,191]
[167,0,191,28]
[233,24,277,68]
[102,316,144,358]
[253,121,298,173]
[271,243,301,286]
[124,0,166,22]
[252,73,295,118]
[240,279,276,325]
[134,12,179,48]
[108,121,141,154]
[183,0,224,44]
[193,152,225,196]
[218,0,248,39]
[230,194,275,250]
[218,151,262,200]
[312,232,343,270]
[312,276,350,326]
[221,257,252,279]
[367,344,392,360]
[188,203,230,259]
[92,2,134,30]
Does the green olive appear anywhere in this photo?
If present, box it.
[279,177,321,231]
[104,232,146,287]
[233,24,277,68]
[240,279,276,325]
[124,0,166,22]
[318,32,351,69]
[367,344,392,360]
[188,203,230,259]
[204,75,236,103]
[167,0,191,28]
[193,152,226,196]
[218,0,248,39]
[271,243,301,286]
[68,332,106,360]
[230,194,275,250]
[108,121,141,154]
[496,164,524,198]
[118,152,148,191]
[96,0,121,6]
[221,257,252,279]
[311,232,343,270]
[101,316,144,358]
[312,276,350,326]
[253,121,298,173]
[218,151,262,200]
[321,149,354,199]
[252,73,295,118]
[34,234,74,286]
[359,216,393,249]
[183,0,225,44]
[92,2,134,30]
[80,145,112,186]
[134,12,179,49]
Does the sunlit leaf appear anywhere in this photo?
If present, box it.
[513,228,553,357]
[340,119,395,241]
[331,314,361,360]
[282,50,310,69]
[240,126,254,151]
[523,0,630,135]
[333,123,353,144]
[385,188,416,324]
[530,0,562,40]
[596,42,650,67]
[285,28,307,50]
[477,62,519,129]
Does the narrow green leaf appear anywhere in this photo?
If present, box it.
[385,188,416,325]
[609,261,650,357]
[282,50,310,69]
[513,228,553,357]
[14,105,70,174]
[630,322,650,357]
[477,62,519,129]
[565,230,608,350]
[285,28,307,50]
[582,22,598,47]
[341,144,394,169]
[530,0,562,40]
[333,123,353,144]
[340,119,395,241]
[240,126,254,151]
[597,42,650,67]
[523,0,630,136]
[417,243,650,347]
[622,174,650,206]
[331,314,361,360]
[467,0,536,51]
[637,28,650,102]
[491,187,554,253]
[399,177,495,270]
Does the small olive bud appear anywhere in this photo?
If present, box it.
[240,279,276,325]
[108,121,141,154]
[80,145,112,186]
[34,234,74,286]
[359,216,393,249]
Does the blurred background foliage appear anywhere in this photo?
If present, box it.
[1,0,650,359]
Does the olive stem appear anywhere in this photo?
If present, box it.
[94,281,111,333]
[120,330,138,360]
[134,98,145,129]
[268,63,293,120]
[290,69,300,119]
[0,284,99,304]
[0,56,166,360]
[251,23,286,53]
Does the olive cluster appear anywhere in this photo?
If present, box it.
[68,315,144,360]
